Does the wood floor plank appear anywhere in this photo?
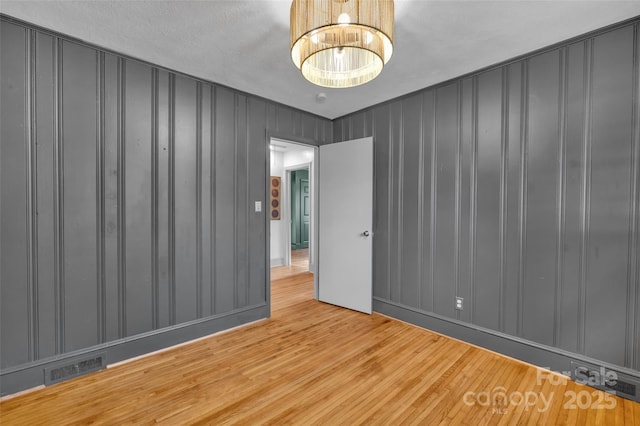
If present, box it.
[1,265,638,424]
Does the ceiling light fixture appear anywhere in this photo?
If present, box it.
[290,0,394,88]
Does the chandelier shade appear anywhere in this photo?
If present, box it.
[290,0,394,88]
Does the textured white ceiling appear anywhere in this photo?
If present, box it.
[2,1,640,119]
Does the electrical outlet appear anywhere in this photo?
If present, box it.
[455,297,463,310]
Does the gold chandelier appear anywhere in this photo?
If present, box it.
[290,0,394,88]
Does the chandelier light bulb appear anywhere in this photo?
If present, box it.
[337,13,351,24]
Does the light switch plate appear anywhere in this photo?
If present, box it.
[255,201,262,212]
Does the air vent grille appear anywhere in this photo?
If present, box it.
[605,380,637,399]
[570,360,639,402]
[44,354,106,385]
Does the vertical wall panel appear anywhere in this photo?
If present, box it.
[173,75,198,323]
[333,117,346,143]
[195,82,203,318]
[123,60,153,336]
[103,52,120,341]
[421,91,435,311]
[34,32,57,358]
[364,110,374,140]
[433,83,458,318]
[474,68,503,330]
[633,24,640,372]
[0,22,30,368]
[301,113,316,140]
[454,82,463,322]
[458,78,473,324]
[400,94,421,307]
[340,116,350,140]
[27,29,37,361]
[468,77,478,324]
[324,119,334,145]
[236,95,249,308]
[214,87,236,313]
[277,106,294,136]
[97,51,106,344]
[314,119,323,143]
[554,48,567,348]
[350,111,366,140]
[117,57,126,336]
[560,41,586,353]
[317,119,326,144]
[200,84,212,317]
[248,97,267,306]
[150,67,159,328]
[291,110,300,137]
[61,40,99,351]
[266,103,277,134]
[504,62,523,337]
[522,50,560,347]
[156,69,171,328]
[372,104,391,300]
[332,118,341,142]
[585,26,634,366]
[389,101,402,303]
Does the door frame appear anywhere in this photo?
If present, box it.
[266,135,320,309]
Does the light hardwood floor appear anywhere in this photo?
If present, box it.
[270,248,309,281]
[1,261,638,424]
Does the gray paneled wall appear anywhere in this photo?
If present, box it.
[0,17,331,388]
[335,21,640,373]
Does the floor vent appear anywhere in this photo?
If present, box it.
[605,379,636,399]
[570,360,639,402]
[44,354,106,385]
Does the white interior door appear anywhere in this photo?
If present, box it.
[318,137,373,314]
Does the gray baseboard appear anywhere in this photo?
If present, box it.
[1,303,268,397]
[270,257,285,267]
[374,298,640,402]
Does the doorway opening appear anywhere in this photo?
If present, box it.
[289,167,310,266]
[268,138,318,297]
[267,136,373,315]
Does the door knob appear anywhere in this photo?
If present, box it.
[362,230,370,237]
